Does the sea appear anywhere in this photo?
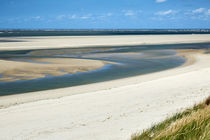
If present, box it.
[0,29,210,37]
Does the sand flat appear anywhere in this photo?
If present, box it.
[0,58,107,81]
[0,34,210,50]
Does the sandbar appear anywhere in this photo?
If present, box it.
[0,58,108,82]
[0,34,210,51]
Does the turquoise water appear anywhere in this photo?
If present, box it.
[0,43,210,96]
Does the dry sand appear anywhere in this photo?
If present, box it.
[0,34,210,50]
[0,35,210,140]
[0,58,107,81]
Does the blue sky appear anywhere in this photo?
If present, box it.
[0,0,210,29]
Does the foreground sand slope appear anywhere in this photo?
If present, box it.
[0,34,210,50]
[0,52,210,140]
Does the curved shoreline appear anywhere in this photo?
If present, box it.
[0,48,185,97]
[0,49,205,108]
[0,50,185,108]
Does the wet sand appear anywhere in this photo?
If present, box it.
[0,58,108,82]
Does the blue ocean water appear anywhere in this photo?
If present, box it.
[0,29,210,37]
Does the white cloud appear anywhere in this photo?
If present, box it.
[207,9,210,15]
[80,14,92,19]
[98,13,113,19]
[56,13,113,21]
[123,10,142,17]
[156,0,167,3]
[57,14,77,20]
[188,8,210,19]
[57,15,66,20]
[70,15,77,19]
[192,8,205,14]
[186,8,210,20]
[124,10,134,16]
[33,16,41,20]
[155,10,178,16]
[80,16,89,19]
[107,13,113,16]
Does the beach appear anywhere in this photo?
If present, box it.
[1,34,210,51]
[0,35,210,140]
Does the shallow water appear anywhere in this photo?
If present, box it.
[0,43,210,96]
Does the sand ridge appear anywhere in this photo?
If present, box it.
[0,58,108,82]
